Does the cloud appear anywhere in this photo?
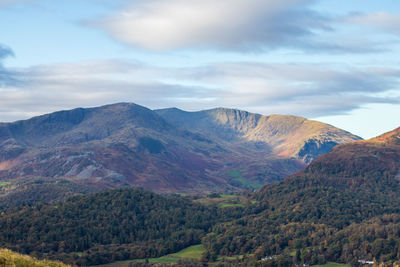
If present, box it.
[177,62,400,116]
[348,12,400,36]
[1,59,399,122]
[0,44,13,60]
[0,45,19,87]
[92,0,340,52]
[0,60,214,121]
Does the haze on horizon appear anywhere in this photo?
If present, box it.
[0,0,399,139]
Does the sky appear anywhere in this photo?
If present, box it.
[0,0,399,139]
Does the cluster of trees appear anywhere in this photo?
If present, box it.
[331,214,400,264]
[0,178,95,211]
[0,188,245,265]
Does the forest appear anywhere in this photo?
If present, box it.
[0,188,247,265]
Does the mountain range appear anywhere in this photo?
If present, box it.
[0,126,398,266]
[0,103,360,203]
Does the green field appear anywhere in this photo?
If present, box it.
[95,244,206,266]
[217,254,252,261]
[218,202,245,208]
[226,170,263,189]
[93,245,256,267]
[194,190,262,209]
[168,244,205,258]
[0,181,11,187]
[313,262,351,267]
[195,193,248,208]
[288,250,297,256]
[220,194,236,198]
[136,257,179,263]
[195,193,254,209]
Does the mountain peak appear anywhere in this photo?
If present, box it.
[156,107,361,163]
[0,102,170,147]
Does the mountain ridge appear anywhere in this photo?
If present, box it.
[156,107,361,163]
[0,102,361,200]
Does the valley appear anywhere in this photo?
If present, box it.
[0,104,398,266]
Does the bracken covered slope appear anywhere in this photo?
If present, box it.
[0,248,69,267]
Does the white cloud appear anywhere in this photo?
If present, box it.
[1,59,399,122]
[0,45,18,87]
[0,44,13,60]
[176,62,400,116]
[348,12,400,36]
[0,60,214,121]
[93,0,334,51]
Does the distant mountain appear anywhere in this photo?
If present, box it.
[155,107,361,163]
[202,127,400,265]
[0,103,360,200]
[0,103,230,196]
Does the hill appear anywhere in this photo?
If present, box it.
[0,177,96,210]
[0,103,234,198]
[201,127,400,265]
[0,248,69,267]
[0,103,360,203]
[0,188,245,266]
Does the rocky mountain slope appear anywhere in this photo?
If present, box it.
[0,103,230,196]
[0,103,361,198]
[155,107,360,163]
